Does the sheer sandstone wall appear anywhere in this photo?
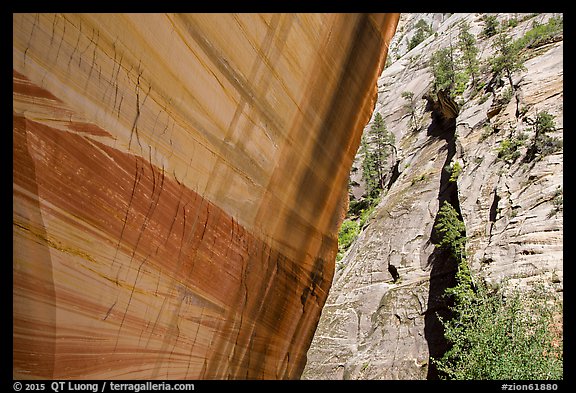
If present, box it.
[13,13,399,379]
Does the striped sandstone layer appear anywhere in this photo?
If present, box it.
[13,13,399,379]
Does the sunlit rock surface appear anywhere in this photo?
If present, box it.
[302,12,562,380]
[13,13,399,379]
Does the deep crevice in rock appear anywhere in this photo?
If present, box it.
[423,95,466,380]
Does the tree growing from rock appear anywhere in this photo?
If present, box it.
[430,45,468,99]
[402,91,423,132]
[361,112,395,199]
[435,281,563,380]
[489,29,526,92]
[408,19,433,51]
[524,111,562,161]
[481,14,499,38]
[433,200,467,261]
[457,21,480,88]
[431,47,457,95]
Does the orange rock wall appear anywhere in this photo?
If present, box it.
[13,13,399,379]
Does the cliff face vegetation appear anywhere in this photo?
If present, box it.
[13,13,400,379]
[303,13,563,380]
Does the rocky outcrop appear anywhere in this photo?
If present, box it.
[302,13,562,380]
[13,13,400,379]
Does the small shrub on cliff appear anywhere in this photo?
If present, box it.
[447,161,462,183]
[516,16,563,50]
[433,201,466,261]
[337,219,360,261]
[497,137,523,163]
[497,86,514,105]
[503,17,519,29]
[547,186,563,218]
[524,111,562,162]
[359,202,378,229]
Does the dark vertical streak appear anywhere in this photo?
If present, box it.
[49,14,57,47]
[111,157,142,279]
[67,19,82,70]
[54,17,66,63]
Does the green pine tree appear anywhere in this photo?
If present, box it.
[481,14,499,38]
[490,30,526,92]
[361,112,395,199]
[408,19,433,51]
[457,22,480,88]
[430,46,468,99]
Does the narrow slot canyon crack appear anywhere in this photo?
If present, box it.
[424,94,465,380]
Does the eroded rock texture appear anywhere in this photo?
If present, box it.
[13,13,399,379]
[303,13,562,380]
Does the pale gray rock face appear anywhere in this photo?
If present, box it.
[302,12,562,380]
[457,23,563,291]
